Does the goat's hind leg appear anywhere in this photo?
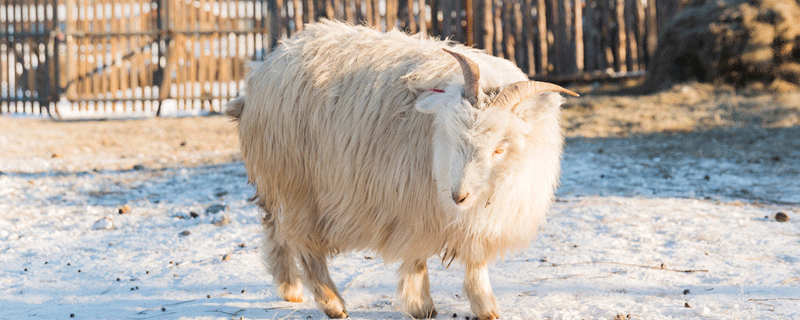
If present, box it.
[299,250,348,319]
[262,215,304,303]
[398,259,437,319]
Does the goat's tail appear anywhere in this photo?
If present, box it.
[225,96,246,121]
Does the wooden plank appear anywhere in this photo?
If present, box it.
[575,0,584,72]
[417,0,426,36]
[364,0,373,26]
[371,0,379,29]
[634,0,646,70]
[302,0,312,23]
[615,0,627,72]
[536,0,547,73]
[645,0,657,63]
[344,0,354,23]
[386,0,397,30]
[625,0,638,72]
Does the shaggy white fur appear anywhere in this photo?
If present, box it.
[228,20,570,320]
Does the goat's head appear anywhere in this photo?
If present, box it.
[416,48,578,210]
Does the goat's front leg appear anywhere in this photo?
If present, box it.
[398,259,437,318]
[464,262,499,320]
[299,251,348,319]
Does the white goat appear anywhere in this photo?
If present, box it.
[227,20,577,320]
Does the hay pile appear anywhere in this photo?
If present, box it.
[642,0,800,92]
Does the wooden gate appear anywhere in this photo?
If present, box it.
[2,0,683,118]
[54,0,265,117]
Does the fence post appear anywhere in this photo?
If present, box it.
[156,0,172,116]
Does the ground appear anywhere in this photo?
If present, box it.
[1,84,798,319]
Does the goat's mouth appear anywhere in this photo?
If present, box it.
[450,190,478,209]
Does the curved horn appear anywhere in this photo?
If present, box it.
[442,48,480,105]
[490,81,579,109]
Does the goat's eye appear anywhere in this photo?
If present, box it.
[492,147,505,156]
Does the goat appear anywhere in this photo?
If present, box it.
[227,20,577,320]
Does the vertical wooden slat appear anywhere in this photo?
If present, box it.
[370,0,379,29]
[385,0,397,30]
[344,0,354,23]
[615,0,626,72]
[645,0,656,64]
[575,0,584,72]
[522,0,534,74]
[417,0,426,35]
[363,0,372,26]
[634,0,645,71]
[536,0,547,73]
[292,0,303,30]
[625,0,638,71]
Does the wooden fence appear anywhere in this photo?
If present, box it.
[1,0,682,118]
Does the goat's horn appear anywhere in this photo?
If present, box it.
[443,48,480,105]
[490,81,579,109]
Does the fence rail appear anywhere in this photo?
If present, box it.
[1,0,681,118]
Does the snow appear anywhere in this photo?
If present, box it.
[1,143,798,319]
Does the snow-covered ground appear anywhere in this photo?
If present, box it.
[1,142,798,319]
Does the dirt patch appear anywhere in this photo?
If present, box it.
[1,83,798,173]
[0,116,241,172]
[642,0,800,91]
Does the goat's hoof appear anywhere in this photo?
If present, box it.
[283,294,304,303]
[323,308,349,319]
[409,307,438,319]
[475,311,499,320]
[278,282,305,303]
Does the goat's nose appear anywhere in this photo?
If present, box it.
[452,192,469,205]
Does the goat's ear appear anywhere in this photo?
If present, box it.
[414,90,461,114]
[512,92,566,121]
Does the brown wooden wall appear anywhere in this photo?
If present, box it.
[1,0,682,117]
